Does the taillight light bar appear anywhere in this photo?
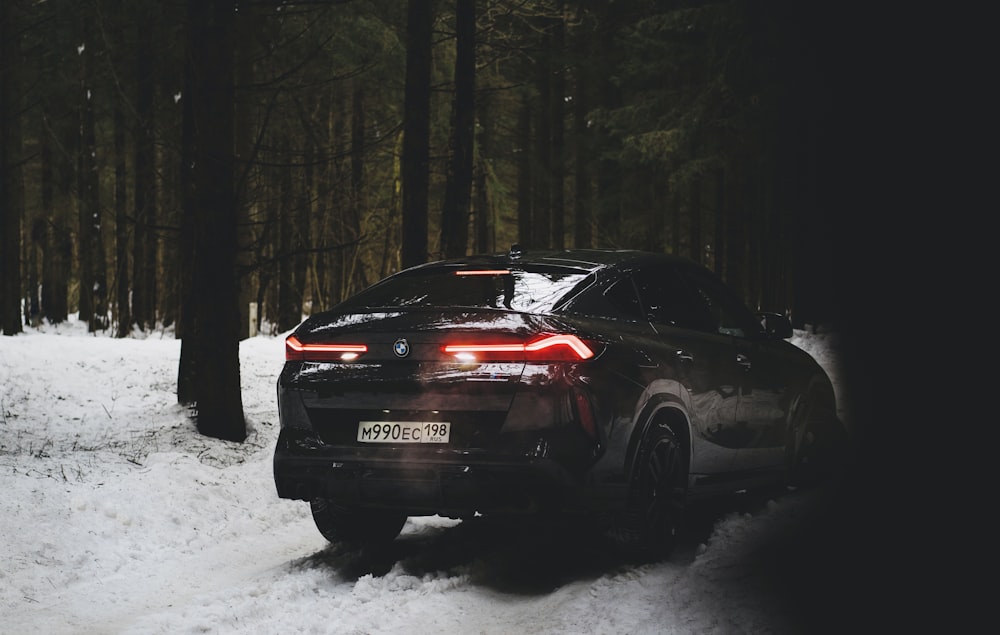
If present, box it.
[442,334,595,362]
[285,335,367,361]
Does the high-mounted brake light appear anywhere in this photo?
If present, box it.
[455,269,511,276]
[443,334,595,362]
[285,335,367,361]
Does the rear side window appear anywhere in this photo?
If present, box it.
[562,277,643,321]
[678,266,762,338]
[336,268,591,314]
[604,278,644,320]
[632,267,716,332]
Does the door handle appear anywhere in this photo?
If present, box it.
[675,350,694,363]
[736,353,751,370]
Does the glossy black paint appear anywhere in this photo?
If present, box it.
[274,249,841,521]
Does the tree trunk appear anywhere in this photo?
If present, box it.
[113,64,130,337]
[381,130,403,278]
[77,17,107,333]
[647,171,663,254]
[132,6,156,331]
[177,14,197,403]
[670,175,680,255]
[348,81,368,294]
[550,6,566,250]
[533,24,552,248]
[724,161,747,300]
[312,90,333,310]
[594,2,621,248]
[713,167,725,277]
[473,98,491,254]
[303,127,318,313]
[184,0,245,441]
[690,176,703,265]
[331,92,348,304]
[572,30,591,250]
[400,0,433,269]
[0,0,24,335]
[516,94,532,247]
[28,220,43,326]
[277,137,298,333]
[256,171,277,333]
[47,104,73,324]
[293,141,310,320]
[40,114,68,324]
[234,5,261,340]
[158,111,180,331]
[440,0,475,259]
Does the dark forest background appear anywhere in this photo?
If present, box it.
[0,0,876,443]
[3,1,919,618]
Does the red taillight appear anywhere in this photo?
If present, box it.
[285,335,367,361]
[442,334,595,362]
[524,334,594,359]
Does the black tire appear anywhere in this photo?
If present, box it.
[607,424,687,562]
[309,499,407,545]
[787,392,850,488]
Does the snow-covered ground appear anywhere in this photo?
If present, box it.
[1,318,872,634]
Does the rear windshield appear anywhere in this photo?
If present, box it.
[336,267,592,314]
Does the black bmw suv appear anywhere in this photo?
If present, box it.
[274,248,847,559]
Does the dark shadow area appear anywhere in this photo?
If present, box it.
[671,484,794,562]
[285,468,919,634]
[787,3,924,631]
[405,515,627,594]
[733,473,899,634]
[295,482,819,593]
[299,514,631,591]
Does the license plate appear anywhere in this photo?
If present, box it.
[357,421,451,444]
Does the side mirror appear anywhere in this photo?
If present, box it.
[757,312,793,339]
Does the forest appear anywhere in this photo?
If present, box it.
[0,0,842,441]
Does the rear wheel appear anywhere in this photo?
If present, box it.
[309,499,407,545]
[788,392,850,488]
[607,425,687,562]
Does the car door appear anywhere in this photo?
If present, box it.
[678,265,791,473]
[630,265,746,477]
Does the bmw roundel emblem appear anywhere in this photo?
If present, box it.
[393,338,410,358]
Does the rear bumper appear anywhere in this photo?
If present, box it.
[273,429,600,517]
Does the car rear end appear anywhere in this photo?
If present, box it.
[273,261,608,518]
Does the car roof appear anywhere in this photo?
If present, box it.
[418,247,692,275]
